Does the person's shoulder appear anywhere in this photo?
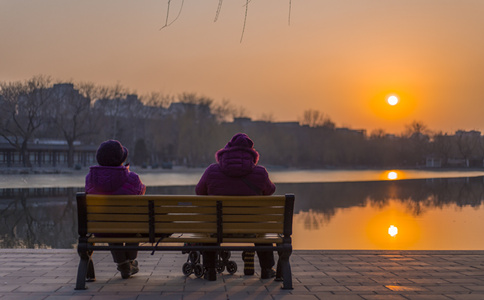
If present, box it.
[204,163,221,172]
[127,170,141,180]
[253,165,269,174]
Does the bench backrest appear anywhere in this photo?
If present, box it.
[77,193,295,244]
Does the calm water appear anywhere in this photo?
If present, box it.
[1,169,484,250]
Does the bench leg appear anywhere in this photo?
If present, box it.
[75,251,95,290]
[277,250,293,290]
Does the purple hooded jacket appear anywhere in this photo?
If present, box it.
[195,133,276,196]
[85,165,146,195]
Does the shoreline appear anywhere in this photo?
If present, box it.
[1,165,484,175]
[0,167,483,189]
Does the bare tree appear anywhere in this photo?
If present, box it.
[210,99,249,122]
[0,75,53,167]
[455,130,481,167]
[49,83,93,168]
[404,121,431,138]
[140,92,174,109]
[257,113,275,122]
[402,121,431,166]
[369,129,387,139]
[299,109,335,129]
[431,131,454,167]
[92,83,131,140]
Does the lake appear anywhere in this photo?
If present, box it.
[1,169,484,250]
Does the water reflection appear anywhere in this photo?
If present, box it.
[1,177,484,250]
[0,186,193,249]
[386,171,398,180]
[274,176,484,250]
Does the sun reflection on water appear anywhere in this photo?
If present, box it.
[366,205,421,250]
[381,170,406,180]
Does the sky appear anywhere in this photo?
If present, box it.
[1,0,484,135]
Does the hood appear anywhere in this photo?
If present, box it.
[217,149,256,177]
[215,133,260,177]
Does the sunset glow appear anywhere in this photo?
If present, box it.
[2,1,484,134]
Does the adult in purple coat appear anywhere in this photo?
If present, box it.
[196,133,276,281]
[85,140,146,279]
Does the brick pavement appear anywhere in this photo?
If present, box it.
[1,249,484,300]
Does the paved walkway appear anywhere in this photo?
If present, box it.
[1,249,484,300]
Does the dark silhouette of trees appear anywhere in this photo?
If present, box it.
[2,76,484,170]
[299,109,335,129]
[48,83,92,168]
[455,130,481,167]
[0,75,53,167]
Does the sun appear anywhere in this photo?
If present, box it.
[387,95,399,106]
[388,225,398,237]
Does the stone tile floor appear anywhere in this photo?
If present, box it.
[1,249,484,299]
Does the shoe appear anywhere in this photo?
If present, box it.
[204,269,217,281]
[261,268,276,279]
[242,251,255,276]
[116,261,132,279]
[130,260,139,276]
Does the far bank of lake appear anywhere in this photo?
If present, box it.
[1,167,483,189]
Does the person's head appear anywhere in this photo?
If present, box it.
[216,133,259,164]
[96,140,128,166]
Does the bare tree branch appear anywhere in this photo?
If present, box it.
[240,0,249,43]
[288,0,292,25]
[214,0,223,22]
[160,0,185,30]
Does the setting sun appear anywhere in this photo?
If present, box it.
[387,95,399,106]
[388,225,398,237]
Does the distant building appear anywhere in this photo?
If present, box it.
[426,155,442,168]
[0,137,97,168]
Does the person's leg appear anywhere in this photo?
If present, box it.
[125,243,139,275]
[255,245,275,279]
[109,243,138,279]
[109,243,127,264]
[202,247,217,281]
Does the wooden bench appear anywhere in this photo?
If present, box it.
[75,192,295,290]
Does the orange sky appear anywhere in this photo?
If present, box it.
[2,0,484,134]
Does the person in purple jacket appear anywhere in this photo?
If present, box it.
[85,139,146,279]
[196,133,276,281]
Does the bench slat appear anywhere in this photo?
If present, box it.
[154,215,217,222]
[86,195,286,206]
[223,207,284,214]
[220,199,285,207]
[88,214,149,222]
[87,206,148,214]
[87,197,219,207]
[154,207,215,214]
[223,215,284,222]
[88,222,148,233]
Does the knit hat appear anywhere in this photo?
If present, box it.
[216,133,259,164]
[96,140,128,166]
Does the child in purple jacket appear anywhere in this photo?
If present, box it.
[85,140,146,279]
[196,133,276,281]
